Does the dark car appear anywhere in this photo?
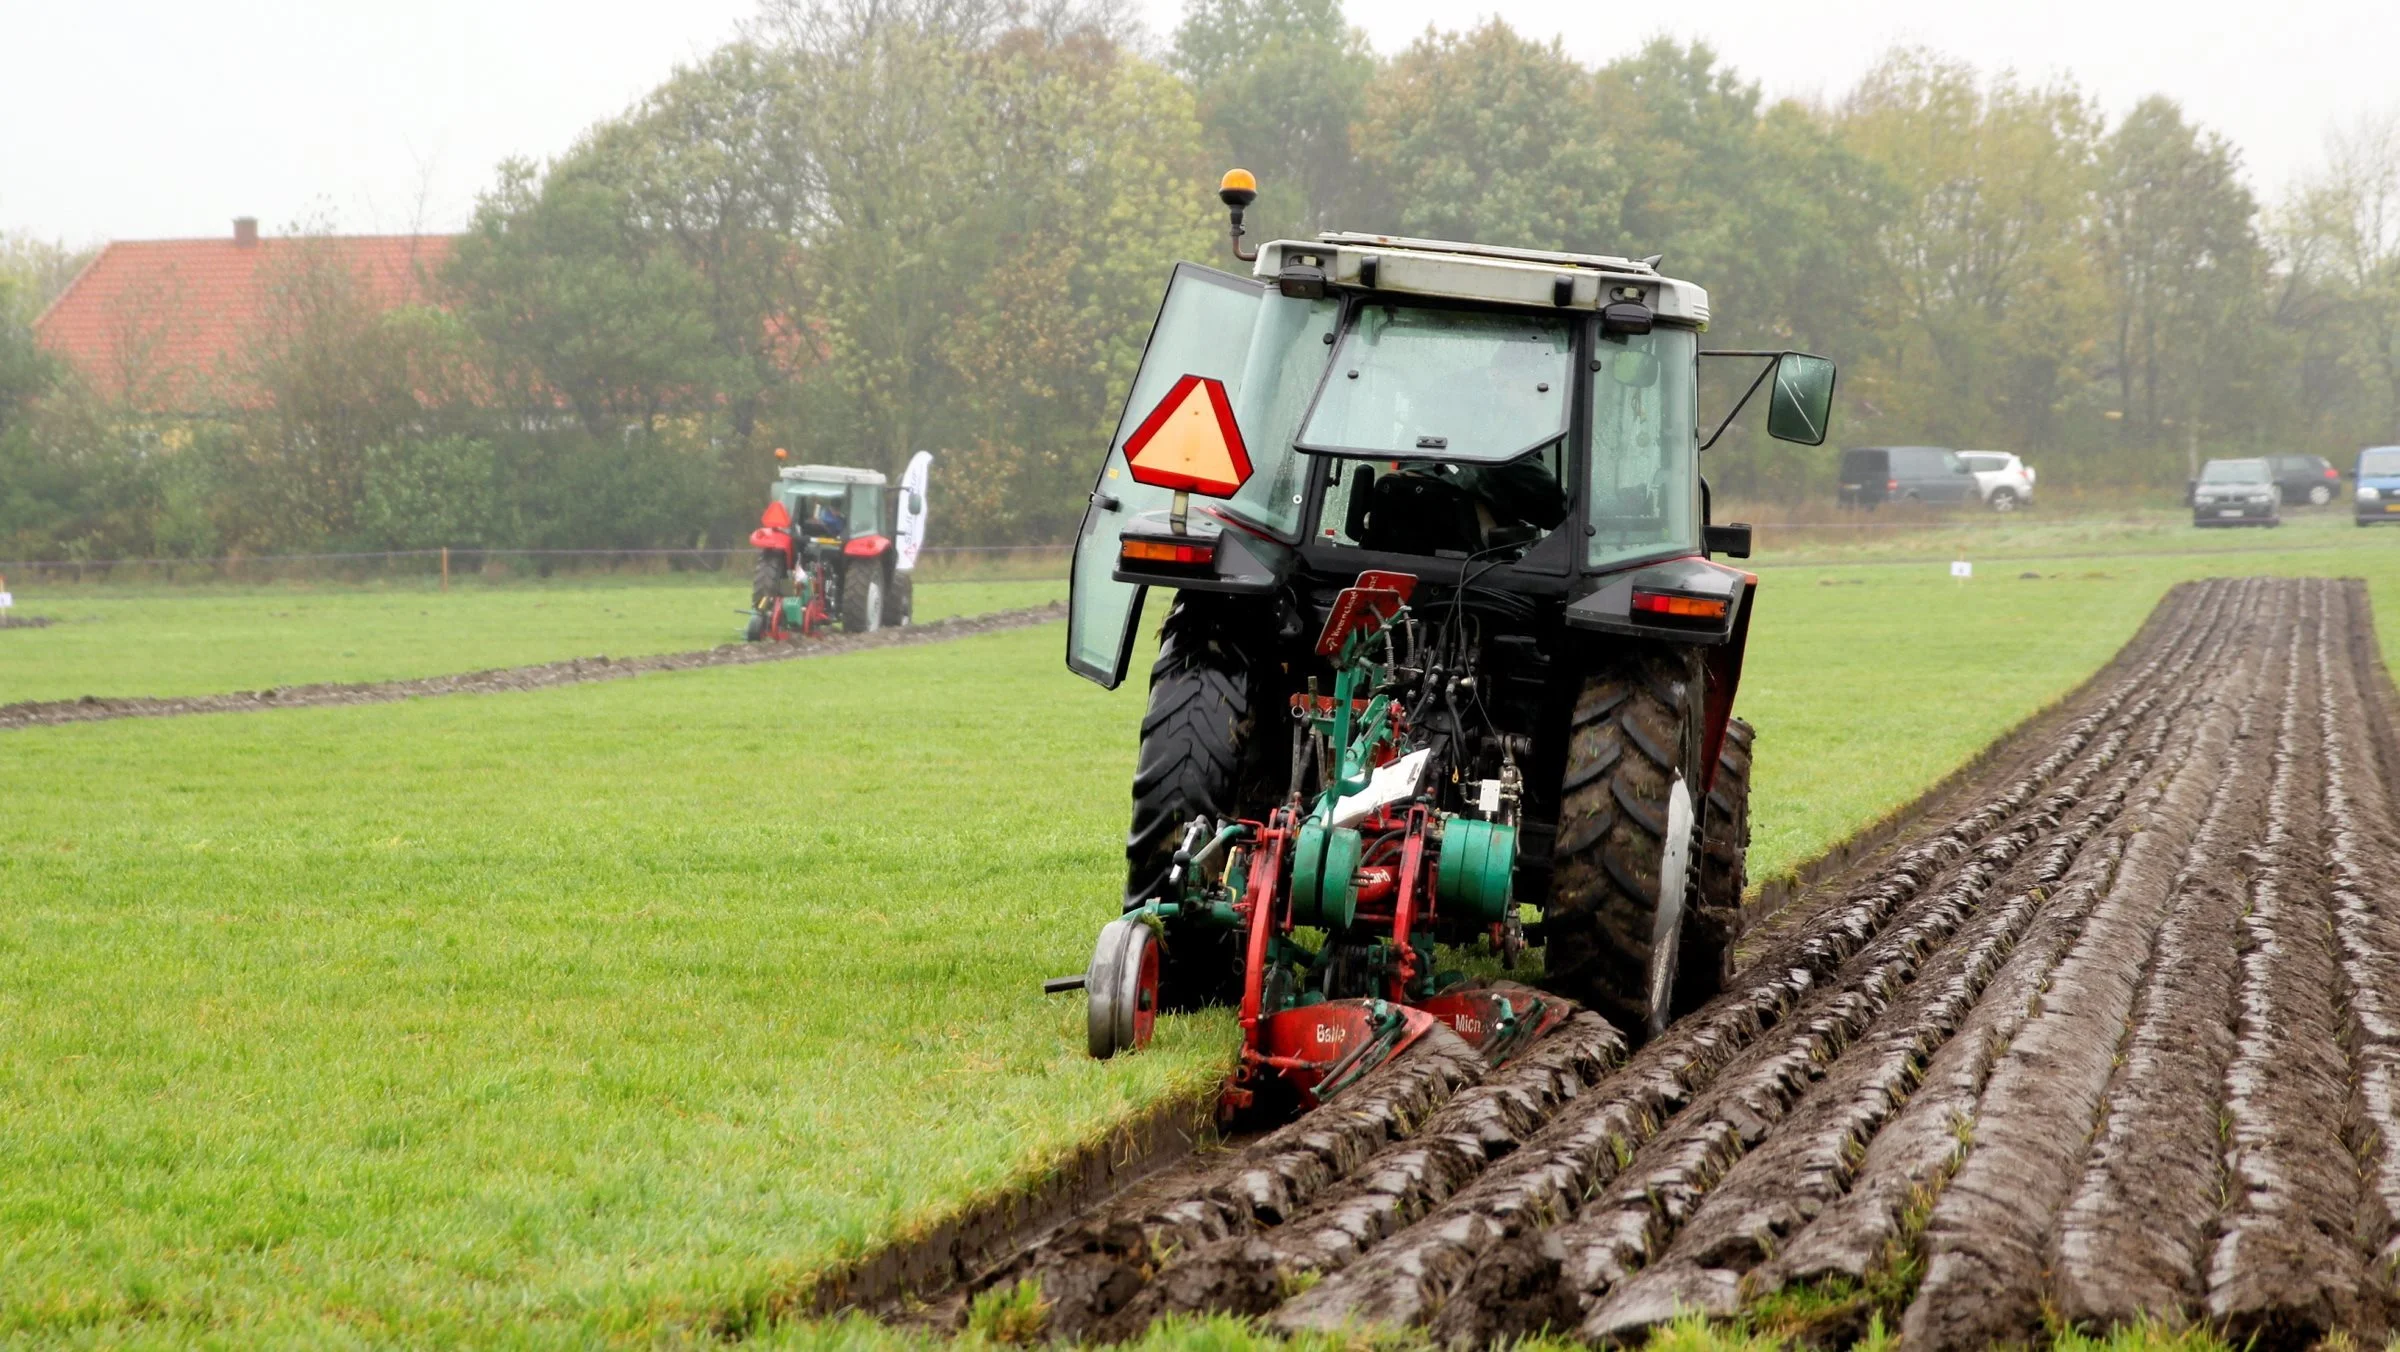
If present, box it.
[2355,446,2400,525]
[2268,453,2342,507]
[1837,446,1976,508]
[2192,457,2280,527]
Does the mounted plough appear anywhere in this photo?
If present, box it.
[1062,571,1571,1120]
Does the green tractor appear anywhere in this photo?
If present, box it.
[746,452,930,641]
[1059,171,1836,1105]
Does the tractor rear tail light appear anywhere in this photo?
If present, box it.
[1886,478,1898,493]
[1120,538,1217,569]
[1631,589,1729,624]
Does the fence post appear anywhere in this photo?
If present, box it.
[441,547,450,593]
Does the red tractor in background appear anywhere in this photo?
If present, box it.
[747,451,931,640]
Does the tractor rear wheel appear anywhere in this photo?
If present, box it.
[1128,595,1282,1010]
[751,548,792,604]
[1545,647,1705,1043]
[840,560,883,634]
[884,571,913,627]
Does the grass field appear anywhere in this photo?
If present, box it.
[0,576,1065,704]
[4,512,2399,1348]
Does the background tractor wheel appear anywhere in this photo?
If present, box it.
[751,548,792,605]
[1127,596,1282,1010]
[840,560,883,634]
[1545,648,1707,1042]
[883,571,913,627]
[1684,717,1753,1016]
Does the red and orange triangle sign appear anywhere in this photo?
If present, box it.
[1123,374,1252,497]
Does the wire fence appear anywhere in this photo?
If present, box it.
[0,544,1074,587]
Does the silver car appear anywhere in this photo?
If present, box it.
[2192,458,2280,528]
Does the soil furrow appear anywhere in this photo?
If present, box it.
[2204,582,2371,1347]
[1755,581,2258,1294]
[2045,585,2285,1331]
[1577,595,2251,1339]
[1597,698,2191,1333]
[2310,581,2400,1321]
[0,602,1065,729]
[1273,579,2234,1339]
[1900,587,2280,1352]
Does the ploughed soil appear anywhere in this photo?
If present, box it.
[0,615,54,629]
[0,602,1063,731]
[832,578,2400,1349]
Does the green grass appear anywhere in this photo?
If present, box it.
[6,517,2400,1346]
[0,576,1064,704]
[0,626,1216,1347]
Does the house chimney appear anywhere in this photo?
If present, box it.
[233,217,259,247]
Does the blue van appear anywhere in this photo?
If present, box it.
[2357,446,2400,526]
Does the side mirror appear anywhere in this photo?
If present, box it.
[1766,353,1836,445]
[1704,523,1752,559]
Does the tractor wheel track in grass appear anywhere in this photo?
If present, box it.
[822,577,2400,1349]
[0,602,1064,731]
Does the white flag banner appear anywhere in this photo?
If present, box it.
[896,451,932,572]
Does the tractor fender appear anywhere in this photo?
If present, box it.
[750,527,793,552]
[1564,555,1754,795]
[1698,588,1753,797]
[842,534,892,558]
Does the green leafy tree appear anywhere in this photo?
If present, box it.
[1351,21,1618,251]
[2289,109,2400,444]
[2097,97,2270,461]
[1837,49,2103,451]
[1172,0,1374,238]
[446,157,722,437]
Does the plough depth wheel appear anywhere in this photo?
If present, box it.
[1086,916,1161,1059]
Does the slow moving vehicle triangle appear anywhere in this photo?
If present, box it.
[1123,374,1252,497]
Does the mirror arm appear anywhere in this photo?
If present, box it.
[1698,355,1779,452]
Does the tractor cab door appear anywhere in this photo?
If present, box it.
[1067,263,1336,687]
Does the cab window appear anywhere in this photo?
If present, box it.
[1312,447,1568,559]
[1587,327,1698,570]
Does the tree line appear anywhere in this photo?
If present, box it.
[5,0,2400,561]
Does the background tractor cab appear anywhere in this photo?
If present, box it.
[1062,171,1836,1079]
[747,451,931,640]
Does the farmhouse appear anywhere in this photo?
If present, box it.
[33,217,454,414]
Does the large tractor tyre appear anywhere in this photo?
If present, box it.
[883,571,914,628]
[1684,717,1753,1016]
[840,559,884,635]
[751,548,793,605]
[1128,596,1284,1010]
[1546,647,1706,1043]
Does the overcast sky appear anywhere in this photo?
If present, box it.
[6,0,2396,246]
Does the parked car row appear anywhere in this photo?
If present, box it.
[2190,446,2400,528]
[1838,446,2036,512]
[1835,442,2400,526]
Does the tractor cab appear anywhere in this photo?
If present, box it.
[1066,227,1833,689]
[1060,173,1838,1104]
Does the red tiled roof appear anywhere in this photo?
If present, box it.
[34,232,454,412]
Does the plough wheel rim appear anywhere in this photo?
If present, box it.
[1086,918,1161,1059]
